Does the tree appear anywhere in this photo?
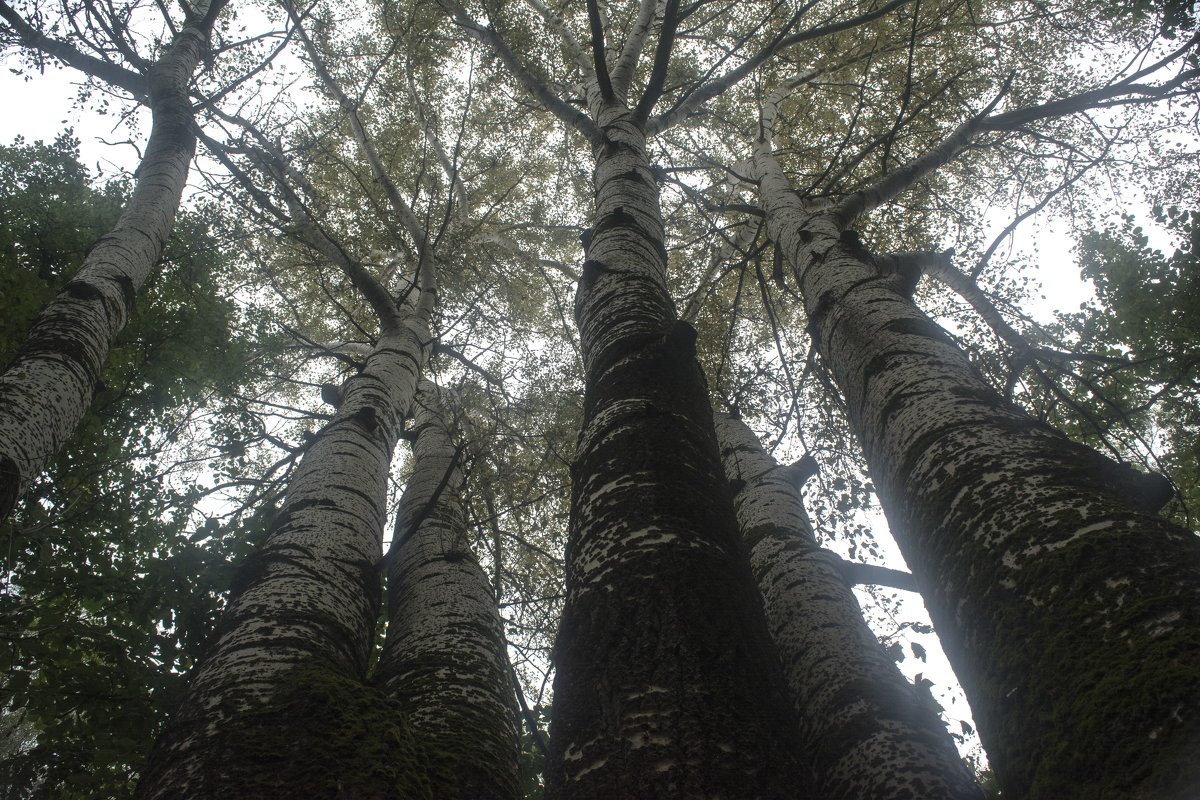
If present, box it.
[0,0,230,522]
[752,71,1200,798]
[3,0,1198,796]
[374,381,520,797]
[715,411,982,799]
[0,135,263,798]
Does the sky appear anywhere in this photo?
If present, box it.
[2,64,147,178]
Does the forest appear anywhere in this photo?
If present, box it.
[0,0,1198,795]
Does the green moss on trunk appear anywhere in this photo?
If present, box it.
[199,663,434,799]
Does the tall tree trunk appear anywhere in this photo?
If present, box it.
[374,381,521,799]
[757,161,1200,797]
[136,318,431,799]
[547,106,808,798]
[0,0,226,522]
[715,412,983,800]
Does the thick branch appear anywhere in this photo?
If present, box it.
[609,0,658,100]
[0,0,147,95]
[838,63,1199,225]
[633,0,681,120]
[524,0,595,83]
[832,556,918,592]
[586,0,614,100]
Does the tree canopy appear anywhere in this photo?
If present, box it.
[0,0,1198,795]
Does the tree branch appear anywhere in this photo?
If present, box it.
[648,0,912,135]
[586,0,614,100]
[832,556,918,592]
[440,0,602,143]
[633,0,681,120]
[0,0,147,95]
[610,0,659,100]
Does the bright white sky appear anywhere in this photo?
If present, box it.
[2,65,153,184]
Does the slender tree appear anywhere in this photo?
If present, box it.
[375,380,520,799]
[0,0,231,522]
[715,411,983,800]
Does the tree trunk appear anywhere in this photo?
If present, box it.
[374,381,521,799]
[136,318,431,799]
[758,169,1200,798]
[0,3,223,523]
[715,412,984,800]
[546,106,808,798]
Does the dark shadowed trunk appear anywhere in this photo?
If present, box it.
[547,106,809,798]
[757,142,1200,797]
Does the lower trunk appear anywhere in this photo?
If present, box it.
[136,321,429,798]
[374,381,520,799]
[547,108,807,798]
[762,191,1200,798]
[715,412,983,800]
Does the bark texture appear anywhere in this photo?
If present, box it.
[0,3,222,522]
[757,158,1200,798]
[375,381,521,800]
[715,412,984,800]
[547,107,808,798]
[136,318,431,798]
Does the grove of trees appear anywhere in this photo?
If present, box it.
[0,0,1198,796]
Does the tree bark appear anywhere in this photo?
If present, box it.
[374,381,521,800]
[715,412,984,800]
[0,1,224,522]
[757,163,1200,798]
[546,106,809,798]
[135,317,431,798]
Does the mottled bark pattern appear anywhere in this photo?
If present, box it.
[136,320,430,798]
[548,108,807,798]
[0,8,218,521]
[759,171,1200,798]
[375,382,520,800]
[715,413,983,800]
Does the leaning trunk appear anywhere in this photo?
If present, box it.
[715,412,983,800]
[758,166,1200,798]
[547,107,807,798]
[374,381,520,799]
[0,2,223,522]
[136,318,431,798]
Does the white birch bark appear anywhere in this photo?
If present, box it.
[375,381,520,799]
[715,412,983,800]
[135,315,432,798]
[0,2,225,522]
[754,135,1200,798]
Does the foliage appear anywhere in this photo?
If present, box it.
[517,704,550,800]
[0,135,268,798]
[1034,209,1200,529]
[0,0,1197,791]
